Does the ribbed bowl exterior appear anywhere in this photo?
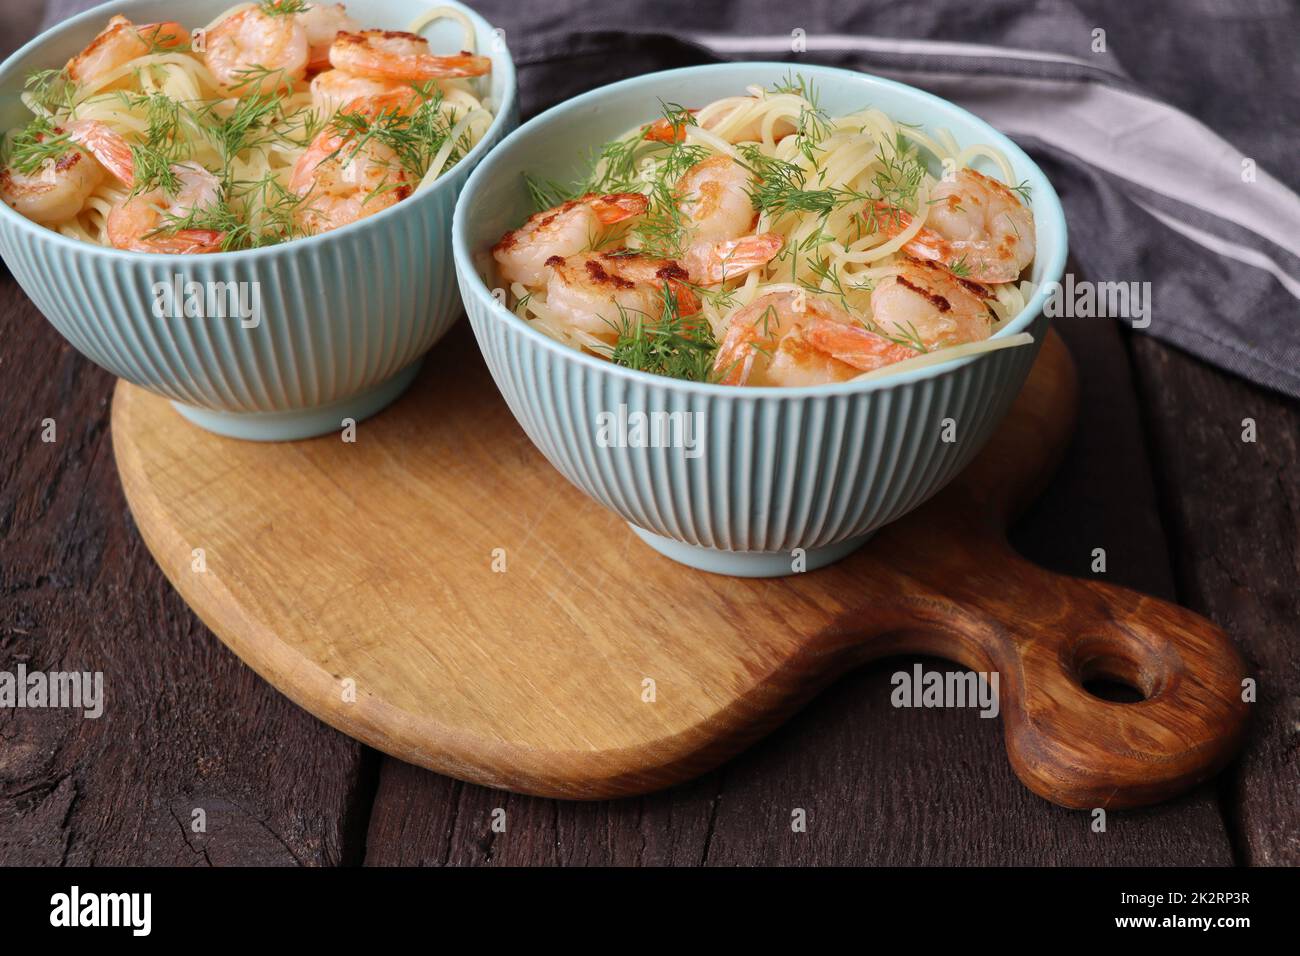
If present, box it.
[0,0,516,416]
[465,278,1046,551]
[454,63,1068,555]
[0,119,513,412]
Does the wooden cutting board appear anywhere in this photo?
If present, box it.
[110,326,1250,808]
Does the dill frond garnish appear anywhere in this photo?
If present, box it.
[127,92,190,194]
[160,172,309,251]
[328,88,468,180]
[523,172,573,211]
[630,158,706,258]
[227,65,297,95]
[869,141,926,210]
[259,0,309,15]
[3,116,74,175]
[589,126,650,194]
[141,22,189,54]
[606,285,718,382]
[24,69,78,115]
[768,72,833,165]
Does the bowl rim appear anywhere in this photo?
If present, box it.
[0,0,518,262]
[453,60,1069,397]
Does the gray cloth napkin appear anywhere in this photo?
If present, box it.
[37,0,1300,396]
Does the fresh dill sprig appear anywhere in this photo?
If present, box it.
[737,145,868,219]
[606,284,718,382]
[800,258,852,311]
[523,172,573,211]
[23,69,78,115]
[127,92,190,194]
[160,171,309,251]
[210,91,286,161]
[2,116,74,175]
[277,104,327,150]
[769,72,832,166]
[259,0,309,15]
[227,65,297,95]
[328,88,465,180]
[587,131,646,194]
[140,21,189,54]
[632,154,708,257]
[654,101,698,140]
[869,140,925,209]
[871,317,928,353]
[1009,179,1032,203]
[155,194,241,248]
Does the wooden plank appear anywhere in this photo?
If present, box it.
[364,311,1237,865]
[1129,336,1300,866]
[0,279,375,865]
[365,757,718,866]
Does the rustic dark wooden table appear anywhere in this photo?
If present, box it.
[1,3,1297,867]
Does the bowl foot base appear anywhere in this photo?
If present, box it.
[169,360,423,441]
[628,525,874,578]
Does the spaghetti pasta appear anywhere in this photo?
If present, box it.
[0,1,493,251]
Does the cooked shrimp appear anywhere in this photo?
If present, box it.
[65,14,186,83]
[106,161,225,253]
[204,6,309,95]
[713,291,915,386]
[869,259,994,350]
[309,68,410,114]
[299,2,360,71]
[676,156,754,243]
[492,193,648,289]
[0,118,138,225]
[675,156,782,283]
[871,167,1035,283]
[289,94,413,235]
[0,135,105,226]
[329,30,489,80]
[542,251,700,344]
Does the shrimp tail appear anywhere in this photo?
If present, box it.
[67,120,134,187]
[866,200,916,239]
[161,229,226,254]
[686,232,783,284]
[643,109,698,143]
[712,322,760,385]
[423,52,492,78]
[801,317,917,372]
[586,192,649,225]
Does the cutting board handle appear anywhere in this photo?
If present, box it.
[996,556,1249,809]
[867,542,1252,809]
[848,331,1251,809]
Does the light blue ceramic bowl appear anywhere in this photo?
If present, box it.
[453,63,1067,576]
[0,0,516,440]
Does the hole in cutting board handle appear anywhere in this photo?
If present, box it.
[1080,676,1146,704]
[1066,633,1172,703]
